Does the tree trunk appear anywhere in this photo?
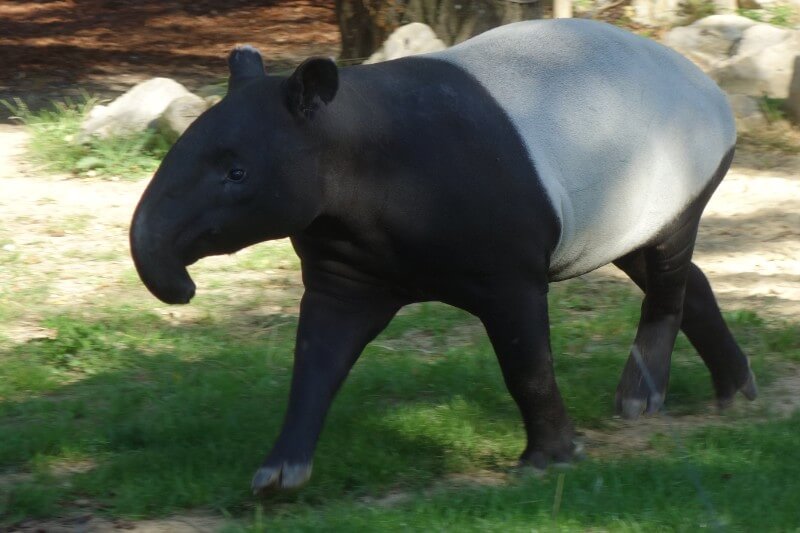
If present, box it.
[335,0,543,60]
[405,0,543,45]
[335,0,406,60]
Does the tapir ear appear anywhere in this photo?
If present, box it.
[285,57,339,119]
[228,45,266,92]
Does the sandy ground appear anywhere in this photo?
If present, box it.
[2,124,798,319]
[1,125,798,530]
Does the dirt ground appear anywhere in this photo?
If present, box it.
[1,2,799,530]
[0,0,339,121]
[2,125,799,532]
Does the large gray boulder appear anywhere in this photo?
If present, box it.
[156,93,211,142]
[663,15,758,71]
[727,94,770,132]
[79,78,195,141]
[715,25,800,98]
[365,23,447,64]
[664,15,800,98]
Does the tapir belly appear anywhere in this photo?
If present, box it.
[431,19,736,280]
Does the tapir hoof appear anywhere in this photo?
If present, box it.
[718,369,758,410]
[617,393,664,420]
[518,439,583,471]
[741,369,758,400]
[251,462,313,495]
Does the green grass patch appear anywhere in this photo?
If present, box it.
[738,4,798,27]
[678,0,717,24]
[225,412,800,532]
[1,274,797,528]
[2,97,171,179]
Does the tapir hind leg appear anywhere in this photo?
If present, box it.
[612,216,700,419]
[614,251,757,414]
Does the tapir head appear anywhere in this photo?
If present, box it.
[130,46,339,304]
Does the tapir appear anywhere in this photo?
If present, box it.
[130,19,758,494]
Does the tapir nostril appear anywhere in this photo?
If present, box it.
[185,281,196,302]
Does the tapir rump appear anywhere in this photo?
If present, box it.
[130,19,757,494]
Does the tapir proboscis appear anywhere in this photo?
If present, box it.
[130,19,757,494]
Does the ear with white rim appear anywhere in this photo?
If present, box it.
[227,45,266,92]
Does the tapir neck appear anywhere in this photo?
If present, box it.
[312,61,435,221]
[291,56,559,288]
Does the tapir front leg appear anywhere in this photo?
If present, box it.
[478,285,576,469]
[252,288,400,495]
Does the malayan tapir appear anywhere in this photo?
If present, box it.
[130,19,758,494]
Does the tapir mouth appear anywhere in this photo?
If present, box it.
[132,248,197,305]
[153,268,196,305]
[130,211,199,305]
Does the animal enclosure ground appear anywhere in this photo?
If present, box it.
[0,0,340,121]
[1,3,799,527]
[0,121,798,530]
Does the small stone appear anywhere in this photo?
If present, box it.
[78,77,195,141]
[365,23,447,64]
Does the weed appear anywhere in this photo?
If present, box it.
[679,0,716,24]
[1,97,170,179]
[758,96,787,123]
[737,7,765,21]
[738,3,797,26]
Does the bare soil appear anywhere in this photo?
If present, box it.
[1,122,799,530]
[0,0,339,121]
[1,4,799,525]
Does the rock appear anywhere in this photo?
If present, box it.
[714,25,800,97]
[664,15,800,98]
[74,156,105,171]
[663,15,758,71]
[78,78,194,141]
[727,94,769,132]
[156,93,210,142]
[365,23,447,64]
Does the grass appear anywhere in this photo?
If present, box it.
[758,96,788,124]
[738,125,800,157]
[1,258,798,529]
[227,412,800,532]
[738,4,798,27]
[2,97,170,179]
[1,97,799,529]
[678,0,716,24]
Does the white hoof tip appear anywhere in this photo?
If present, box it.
[620,398,646,420]
[251,462,312,495]
[741,371,758,401]
[572,440,586,460]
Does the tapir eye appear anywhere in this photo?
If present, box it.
[227,168,246,182]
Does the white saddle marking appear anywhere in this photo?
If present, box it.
[431,19,735,279]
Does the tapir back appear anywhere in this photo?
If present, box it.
[430,19,736,280]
